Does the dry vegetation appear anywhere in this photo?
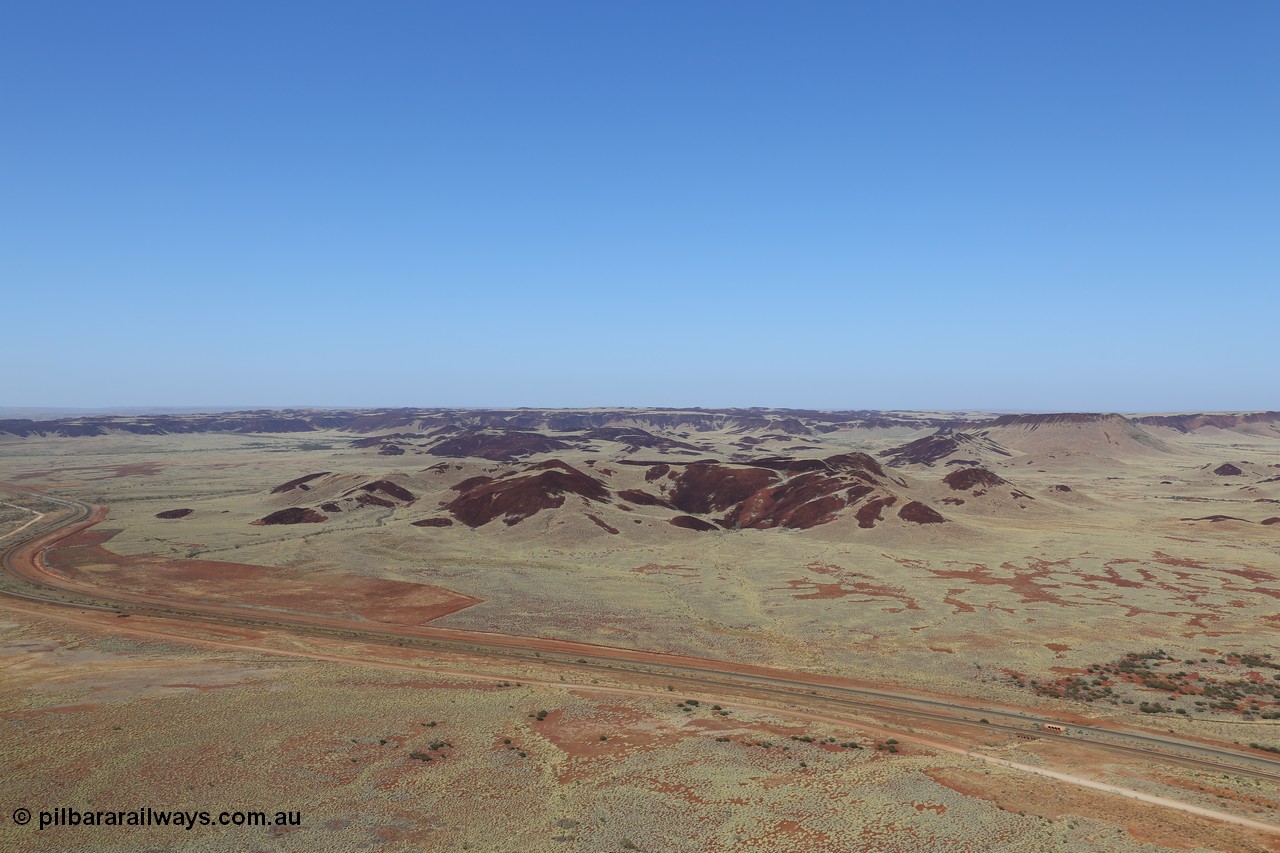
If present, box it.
[1,407,1279,850]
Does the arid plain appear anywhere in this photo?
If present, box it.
[2,407,1279,852]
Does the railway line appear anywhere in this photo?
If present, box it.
[4,483,1280,795]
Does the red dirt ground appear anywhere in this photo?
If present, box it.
[46,527,481,626]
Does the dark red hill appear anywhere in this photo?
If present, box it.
[446,462,609,527]
[428,430,572,462]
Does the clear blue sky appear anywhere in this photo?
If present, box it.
[3,1,1276,412]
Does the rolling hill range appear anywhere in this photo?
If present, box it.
[3,406,1278,701]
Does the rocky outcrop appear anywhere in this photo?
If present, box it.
[270,472,330,494]
[943,467,1007,491]
[446,461,609,527]
[253,507,328,525]
[669,515,718,532]
[898,501,945,524]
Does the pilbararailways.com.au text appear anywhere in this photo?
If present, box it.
[24,807,301,831]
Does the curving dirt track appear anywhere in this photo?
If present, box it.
[3,482,1280,835]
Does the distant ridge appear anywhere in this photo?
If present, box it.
[1,407,1275,440]
[1133,411,1280,437]
[975,413,1174,456]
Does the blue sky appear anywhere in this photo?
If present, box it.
[2,2,1276,412]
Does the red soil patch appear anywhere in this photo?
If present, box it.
[377,444,405,456]
[14,462,166,480]
[446,462,608,527]
[1213,463,1244,476]
[46,527,481,626]
[943,467,1006,491]
[898,501,945,524]
[1263,517,1280,525]
[536,703,682,782]
[320,502,341,513]
[411,518,453,528]
[270,472,330,494]
[669,515,717,532]
[778,563,921,609]
[928,559,1070,606]
[943,588,975,614]
[155,508,193,519]
[854,496,897,528]
[1077,566,1144,589]
[252,507,328,525]
[585,513,619,534]
[354,493,395,508]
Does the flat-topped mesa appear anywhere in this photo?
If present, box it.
[986,412,1115,428]
[1133,411,1280,436]
[975,412,1173,456]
